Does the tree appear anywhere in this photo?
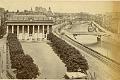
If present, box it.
[16,61,39,79]
[7,33,40,79]
[48,33,89,73]
[0,26,4,38]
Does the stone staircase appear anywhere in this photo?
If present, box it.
[17,33,48,41]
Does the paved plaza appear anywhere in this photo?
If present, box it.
[21,42,66,79]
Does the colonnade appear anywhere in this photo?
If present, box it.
[6,25,52,40]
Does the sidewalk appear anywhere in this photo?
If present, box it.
[0,37,7,78]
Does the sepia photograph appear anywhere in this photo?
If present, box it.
[0,0,120,80]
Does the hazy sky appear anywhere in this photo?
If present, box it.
[0,0,117,14]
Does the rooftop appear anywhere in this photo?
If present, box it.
[6,14,51,21]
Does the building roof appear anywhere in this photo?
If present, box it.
[7,14,51,21]
[5,14,54,25]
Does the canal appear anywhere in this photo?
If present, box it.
[21,42,66,79]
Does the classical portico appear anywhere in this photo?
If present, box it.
[6,21,53,40]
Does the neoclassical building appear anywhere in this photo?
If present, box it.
[5,14,53,40]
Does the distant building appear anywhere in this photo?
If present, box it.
[5,7,54,41]
[35,6,54,20]
[0,16,1,26]
[0,7,5,16]
[47,7,53,17]
[35,6,47,14]
[0,7,5,26]
[102,12,120,33]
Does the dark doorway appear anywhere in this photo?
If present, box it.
[14,25,17,34]
[29,25,33,34]
[24,25,27,33]
[44,25,47,34]
[19,25,22,33]
[49,25,52,33]
[8,25,12,33]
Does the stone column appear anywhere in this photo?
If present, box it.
[33,25,35,34]
[12,25,14,33]
[6,25,8,34]
[43,25,45,38]
[38,25,40,33]
[22,25,24,40]
[22,25,24,34]
[47,25,49,34]
[37,25,40,39]
[28,25,29,34]
[17,25,19,35]
[46,33,47,40]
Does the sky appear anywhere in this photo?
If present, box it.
[0,0,119,14]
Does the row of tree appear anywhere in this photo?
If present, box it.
[0,26,5,39]
[47,33,89,74]
[7,33,39,79]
